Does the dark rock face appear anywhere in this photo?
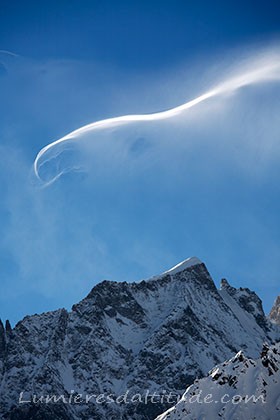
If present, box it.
[269,296,280,325]
[0,259,279,420]
[0,320,5,351]
[220,278,270,331]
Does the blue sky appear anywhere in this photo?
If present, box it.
[0,0,280,325]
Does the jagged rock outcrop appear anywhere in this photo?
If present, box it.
[270,296,280,325]
[220,278,270,331]
[0,258,279,419]
[156,342,280,420]
[0,319,6,356]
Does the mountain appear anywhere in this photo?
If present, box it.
[156,342,280,420]
[0,257,279,419]
[270,296,280,325]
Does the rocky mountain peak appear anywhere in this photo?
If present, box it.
[219,277,267,330]
[269,295,280,324]
[161,256,203,275]
[220,277,234,291]
[157,342,280,420]
[0,258,279,420]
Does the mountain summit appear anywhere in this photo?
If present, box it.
[270,296,280,325]
[156,342,280,420]
[0,258,279,419]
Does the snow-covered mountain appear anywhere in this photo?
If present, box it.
[270,296,280,325]
[0,257,279,419]
[156,342,280,420]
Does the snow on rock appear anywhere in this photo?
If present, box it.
[270,296,280,325]
[0,258,279,419]
[156,342,280,420]
[163,257,203,275]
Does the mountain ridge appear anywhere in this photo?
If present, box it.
[156,342,280,420]
[0,257,279,419]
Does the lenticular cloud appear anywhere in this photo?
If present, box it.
[34,48,280,186]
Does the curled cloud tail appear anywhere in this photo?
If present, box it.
[33,50,280,186]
